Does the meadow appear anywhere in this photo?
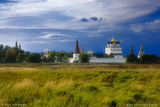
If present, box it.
[0,64,160,107]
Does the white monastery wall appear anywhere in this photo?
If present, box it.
[89,57,126,63]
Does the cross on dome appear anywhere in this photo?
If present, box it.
[111,35,116,42]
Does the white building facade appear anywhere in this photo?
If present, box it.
[105,38,123,58]
[89,37,125,63]
[69,38,126,63]
[69,40,80,63]
[90,57,126,63]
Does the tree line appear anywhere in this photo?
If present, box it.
[0,43,90,63]
[41,51,73,63]
[0,43,74,63]
[0,43,159,64]
[126,53,160,64]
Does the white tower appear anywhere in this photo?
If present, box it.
[105,37,123,58]
[72,40,80,62]
[44,49,51,58]
[138,43,144,58]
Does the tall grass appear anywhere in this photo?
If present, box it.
[0,64,160,107]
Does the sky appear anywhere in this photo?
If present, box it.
[0,0,160,56]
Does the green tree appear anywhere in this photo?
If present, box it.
[27,53,41,63]
[126,54,138,63]
[158,56,160,63]
[108,53,114,58]
[139,54,158,64]
[4,45,11,51]
[79,53,90,63]
[93,53,105,58]
[48,51,56,62]
[66,52,73,58]
[16,53,25,63]
[63,52,71,62]
[5,49,17,63]
[56,51,65,62]
[42,56,48,63]
[0,44,4,62]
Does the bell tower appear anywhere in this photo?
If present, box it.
[73,40,80,62]
[138,43,144,58]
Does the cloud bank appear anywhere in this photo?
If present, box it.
[0,0,160,55]
[0,0,160,30]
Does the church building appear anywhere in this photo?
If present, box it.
[73,40,80,62]
[69,37,126,63]
[44,49,51,58]
[138,43,144,58]
[69,40,81,63]
[90,37,126,63]
[105,37,123,58]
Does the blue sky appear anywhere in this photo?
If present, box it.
[0,0,160,56]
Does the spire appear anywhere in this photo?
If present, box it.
[19,44,21,50]
[138,43,144,58]
[129,44,134,55]
[113,35,115,40]
[111,35,116,42]
[15,40,18,48]
[74,40,80,54]
[80,45,85,53]
[140,43,144,52]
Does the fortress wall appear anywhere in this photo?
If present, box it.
[89,57,126,63]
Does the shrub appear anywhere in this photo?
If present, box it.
[79,85,99,93]
[56,51,65,62]
[133,94,142,101]
[27,53,41,63]
[158,56,160,63]
[93,53,105,58]
[126,54,138,63]
[102,73,117,87]
[5,49,17,63]
[16,53,25,63]
[139,54,158,64]
[118,76,132,83]
[79,53,89,63]
[108,100,117,107]
[48,52,56,62]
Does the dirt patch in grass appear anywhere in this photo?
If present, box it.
[0,67,37,71]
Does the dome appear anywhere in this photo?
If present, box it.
[111,38,116,42]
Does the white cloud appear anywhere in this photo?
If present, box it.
[131,24,144,33]
[59,39,74,42]
[131,19,160,33]
[39,33,59,39]
[30,41,47,44]
[0,0,160,31]
[39,32,74,40]
[0,0,95,17]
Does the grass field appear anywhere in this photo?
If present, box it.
[0,64,160,107]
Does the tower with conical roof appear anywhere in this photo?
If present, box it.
[80,45,85,53]
[19,44,21,51]
[15,41,19,56]
[129,44,134,55]
[138,43,144,58]
[74,40,80,54]
[72,40,80,62]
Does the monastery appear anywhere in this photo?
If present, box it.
[69,37,126,63]
[69,37,145,63]
[43,36,145,63]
